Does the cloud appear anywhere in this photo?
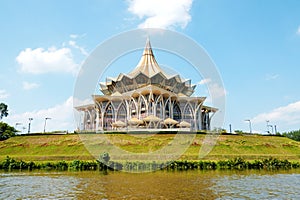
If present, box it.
[208,82,227,99]
[69,33,86,39]
[252,100,300,132]
[127,0,193,29]
[0,90,9,99]
[265,73,279,81]
[70,34,79,39]
[22,81,40,90]
[68,40,89,56]
[198,78,211,85]
[297,26,300,35]
[4,97,75,133]
[16,47,79,75]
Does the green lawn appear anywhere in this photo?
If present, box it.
[0,134,300,162]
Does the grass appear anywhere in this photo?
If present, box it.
[0,133,300,162]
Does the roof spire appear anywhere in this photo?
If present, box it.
[143,36,154,56]
[128,38,166,78]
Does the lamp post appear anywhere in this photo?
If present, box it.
[44,117,51,133]
[245,119,252,134]
[15,123,22,134]
[266,120,270,133]
[28,118,33,134]
[268,125,274,134]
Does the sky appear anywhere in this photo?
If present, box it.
[1,0,300,134]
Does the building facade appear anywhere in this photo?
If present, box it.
[75,39,217,132]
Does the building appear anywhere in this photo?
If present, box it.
[75,39,217,132]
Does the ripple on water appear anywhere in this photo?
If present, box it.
[0,172,81,200]
[1,170,300,199]
[212,172,300,200]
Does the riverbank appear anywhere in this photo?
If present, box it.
[1,156,299,171]
[0,133,300,162]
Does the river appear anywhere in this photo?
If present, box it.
[0,170,299,199]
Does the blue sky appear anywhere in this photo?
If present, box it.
[1,0,300,133]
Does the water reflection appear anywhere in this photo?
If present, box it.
[0,170,299,199]
[212,171,300,199]
[0,172,79,199]
[75,171,216,199]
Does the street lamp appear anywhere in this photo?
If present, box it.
[245,119,252,134]
[268,125,274,134]
[28,118,33,134]
[15,123,22,134]
[44,117,51,133]
[266,120,270,133]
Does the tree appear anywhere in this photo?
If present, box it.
[283,129,300,141]
[0,103,8,120]
[0,122,17,140]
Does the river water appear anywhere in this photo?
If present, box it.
[0,170,299,199]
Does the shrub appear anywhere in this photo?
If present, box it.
[283,129,300,141]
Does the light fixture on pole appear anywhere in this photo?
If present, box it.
[15,123,22,134]
[28,118,33,134]
[266,120,270,133]
[245,119,252,134]
[44,117,51,133]
[268,125,274,134]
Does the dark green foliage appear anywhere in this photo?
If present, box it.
[0,156,298,172]
[0,122,17,140]
[283,129,300,141]
[69,160,98,170]
[0,103,8,120]
[234,130,244,135]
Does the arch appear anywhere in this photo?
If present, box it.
[103,102,115,130]
[183,103,194,126]
[173,102,182,121]
[129,97,138,118]
[201,109,210,130]
[155,94,163,118]
[164,97,171,118]
[116,102,127,122]
[138,94,148,119]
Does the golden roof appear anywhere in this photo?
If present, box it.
[100,39,196,97]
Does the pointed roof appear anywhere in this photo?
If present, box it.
[99,38,197,97]
[128,38,167,78]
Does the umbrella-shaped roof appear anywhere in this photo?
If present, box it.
[178,121,191,127]
[112,120,126,127]
[143,115,161,122]
[128,118,144,125]
[163,118,178,125]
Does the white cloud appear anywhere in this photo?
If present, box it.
[22,81,39,90]
[208,82,227,99]
[265,73,279,81]
[252,101,300,132]
[70,34,79,39]
[4,97,75,133]
[297,26,300,35]
[0,90,9,99]
[16,47,79,75]
[127,0,193,29]
[198,78,211,85]
[68,40,89,56]
[69,33,86,39]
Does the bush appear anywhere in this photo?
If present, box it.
[283,129,300,141]
[0,122,17,140]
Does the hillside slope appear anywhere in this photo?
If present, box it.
[0,134,299,161]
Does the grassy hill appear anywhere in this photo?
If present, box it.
[0,134,300,162]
